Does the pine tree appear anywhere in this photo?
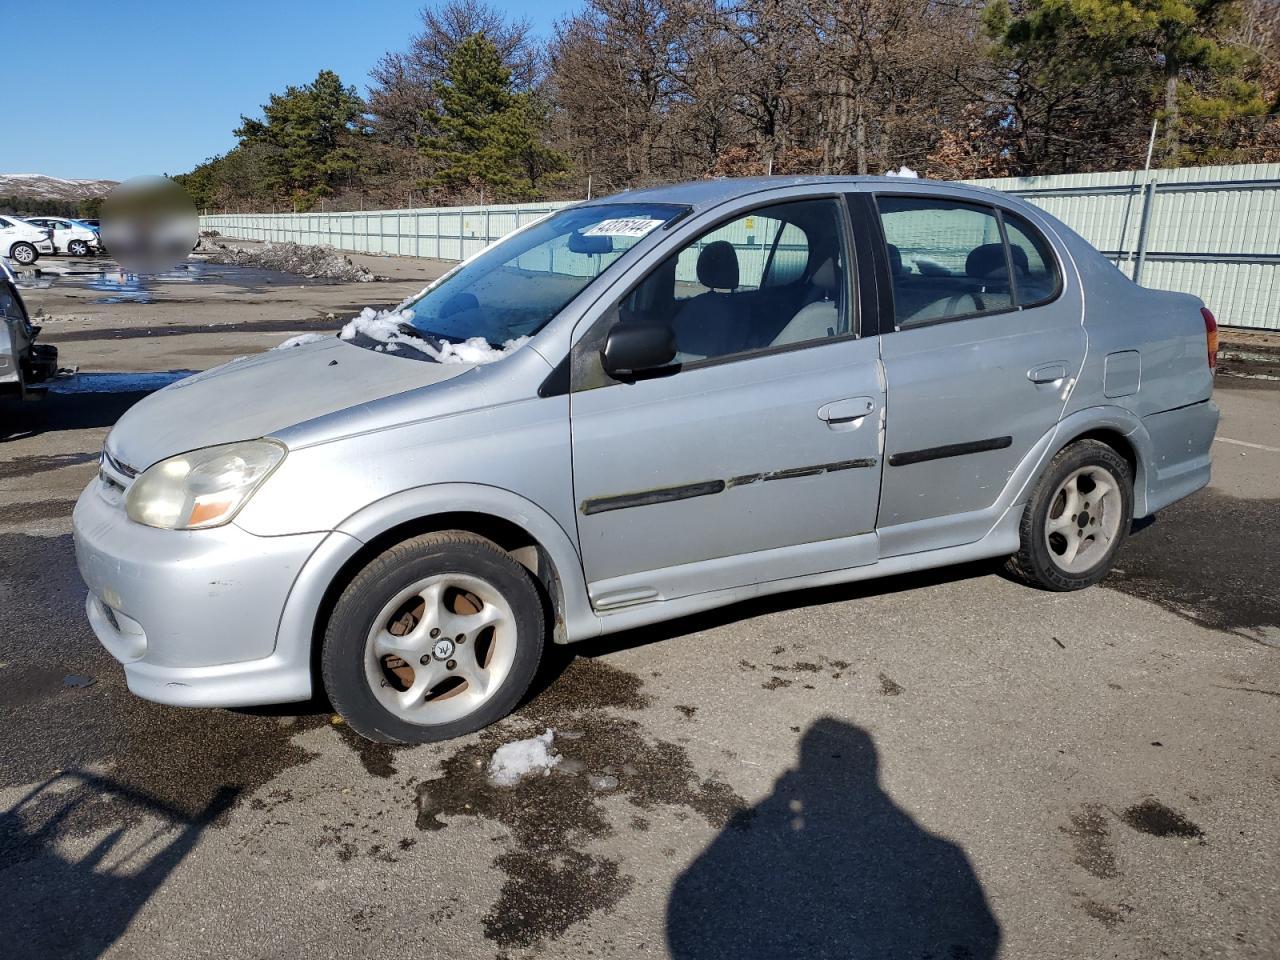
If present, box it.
[423,34,565,201]
[235,70,367,209]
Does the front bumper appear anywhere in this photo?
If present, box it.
[73,474,326,707]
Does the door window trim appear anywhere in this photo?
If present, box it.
[569,192,863,392]
[870,192,1065,332]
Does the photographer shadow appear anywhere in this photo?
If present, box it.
[667,718,1001,960]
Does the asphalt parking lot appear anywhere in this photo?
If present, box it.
[1,250,1277,960]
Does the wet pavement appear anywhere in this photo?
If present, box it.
[0,256,1277,959]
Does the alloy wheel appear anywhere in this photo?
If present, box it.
[1043,464,1123,575]
[362,573,517,726]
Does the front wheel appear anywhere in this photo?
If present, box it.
[9,242,37,265]
[1006,439,1134,591]
[67,239,89,256]
[321,531,546,744]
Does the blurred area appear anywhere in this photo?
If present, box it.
[101,177,198,274]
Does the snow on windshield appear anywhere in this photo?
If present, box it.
[339,305,529,364]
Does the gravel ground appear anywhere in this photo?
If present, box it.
[0,249,1277,960]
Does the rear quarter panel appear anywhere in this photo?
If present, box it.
[1061,233,1213,419]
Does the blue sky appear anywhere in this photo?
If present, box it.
[3,0,580,181]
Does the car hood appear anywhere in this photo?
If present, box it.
[107,337,474,471]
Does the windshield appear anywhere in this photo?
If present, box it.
[398,202,686,347]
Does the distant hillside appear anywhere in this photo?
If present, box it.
[0,173,118,202]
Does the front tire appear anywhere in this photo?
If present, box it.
[9,242,37,265]
[1006,439,1133,591]
[321,531,546,744]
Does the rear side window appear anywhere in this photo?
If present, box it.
[1002,212,1059,305]
[877,197,1011,328]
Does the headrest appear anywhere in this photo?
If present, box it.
[966,243,1028,279]
[886,243,905,276]
[811,257,838,293]
[697,240,739,291]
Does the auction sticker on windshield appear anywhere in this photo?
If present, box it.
[582,218,665,238]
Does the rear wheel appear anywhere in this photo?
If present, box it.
[1006,439,1133,591]
[67,238,89,256]
[321,531,546,744]
[9,242,37,265]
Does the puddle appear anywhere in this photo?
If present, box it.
[47,371,196,394]
[409,657,745,950]
[1120,799,1203,838]
[13,256,334,301]
[1061,803,1119,879]
[1107,490,1280,639]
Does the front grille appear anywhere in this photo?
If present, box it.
[102,447,138,479]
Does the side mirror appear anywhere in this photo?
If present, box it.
[600,321,677,378]
[568,232,613,255]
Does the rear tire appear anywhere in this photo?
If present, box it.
[1006,439,1133,591]
[68,239,89,256]
[321,531,546,745]
[9,242,37,265]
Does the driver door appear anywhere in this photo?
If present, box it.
[569,196,885,611]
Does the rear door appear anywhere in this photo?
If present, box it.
[568,195,885,610]
[859,189,1086,554]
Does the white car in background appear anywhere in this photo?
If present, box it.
[24,216,100,256]
[0,215,49,265]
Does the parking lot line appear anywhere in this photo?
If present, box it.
[1215,436,1280,454]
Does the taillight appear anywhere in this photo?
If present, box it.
[1201,307,1218,370]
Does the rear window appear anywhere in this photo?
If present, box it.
[1002,212,1060,305]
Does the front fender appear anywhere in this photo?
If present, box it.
[271,483,598,679]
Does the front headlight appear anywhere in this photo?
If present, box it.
[125,440,286,530]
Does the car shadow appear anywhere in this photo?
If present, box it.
[0,391,153,442]
[666,717,1001,960]
[0,771,237,959]
[574,558,998,661]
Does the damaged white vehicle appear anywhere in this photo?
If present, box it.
[75,177,1218,744]
[1,258,59,399]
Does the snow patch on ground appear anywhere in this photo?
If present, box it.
[339,306,528,365]
[274,332,332,350]
[487,729,561,787]
[198,240,382,282]
[885,166,920,178]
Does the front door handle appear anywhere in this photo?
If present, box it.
[818,397,875,424]
[1028,362,1068,384]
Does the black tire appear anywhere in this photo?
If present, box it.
[1006,439,1134,591]
[68,239,89,256]
[9,242,37,266]
[321,531,546,744]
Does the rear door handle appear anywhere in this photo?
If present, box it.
[1028,362,1067,384]
[818,397,875,424]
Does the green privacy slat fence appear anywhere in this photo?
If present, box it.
[200,163,1280,330]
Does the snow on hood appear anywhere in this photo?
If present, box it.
[105,337,473,471]
[340,305,529,364]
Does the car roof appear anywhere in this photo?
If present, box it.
[582,175,1014,212]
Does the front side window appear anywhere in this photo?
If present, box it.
[594,197,851,373]
[878,197,1012,328]
[381,202,686,352]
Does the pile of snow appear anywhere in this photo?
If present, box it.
[274,332,332,350]
[487,729,561,787]
[199,240,382,282]
[339,305,528,365]
[884,166,920,178]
